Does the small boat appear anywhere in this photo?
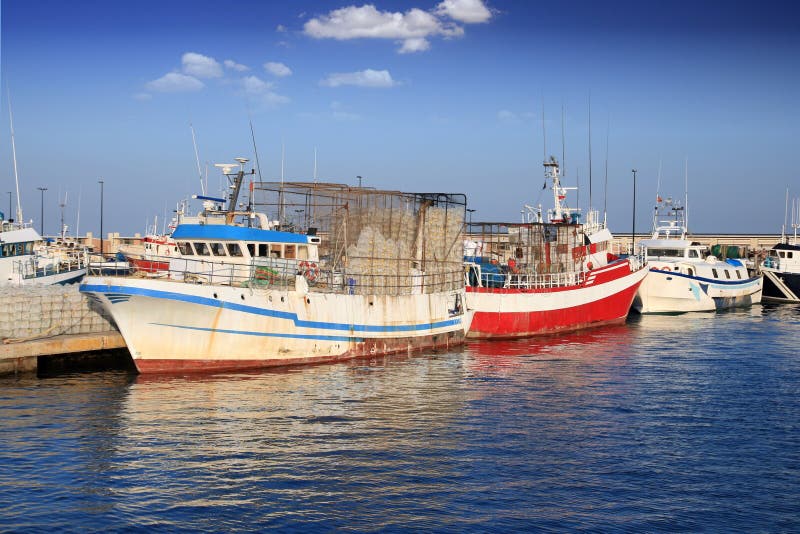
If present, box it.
[760,194,800,302]
[120,234,176,274]
[1,216,88,286]
[632,196,762,313]
[80,158,470,373]
[464,156,648,339]
[89,252,132,276]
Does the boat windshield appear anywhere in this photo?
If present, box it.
[647,248,683,258]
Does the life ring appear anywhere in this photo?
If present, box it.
[299,260,320,282]
[587,261,593,270]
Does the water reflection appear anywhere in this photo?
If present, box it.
[1,306,798,531]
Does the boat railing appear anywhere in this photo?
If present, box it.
[91,253,465,295]
[14,247,89,280]
[506,270,586,289]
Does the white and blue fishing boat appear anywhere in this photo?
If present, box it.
[80,159,469,373]
[632,196,762,313]
[1,215,87,286]
[2,92,87,286]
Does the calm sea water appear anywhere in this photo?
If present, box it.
[1,304,799,532]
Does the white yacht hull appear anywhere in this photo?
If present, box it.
[81,276,469,373]
[633,268,762,314]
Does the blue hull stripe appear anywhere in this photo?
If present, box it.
[81,284,463,333]
[151,322,363,342]
[649,269,761,287]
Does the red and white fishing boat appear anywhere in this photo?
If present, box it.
[123,234,177,273]
[119,211,183,274]
[464,156,648,339]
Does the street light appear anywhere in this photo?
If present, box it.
[36,187,48,235]
[98,179,104,258]
[356,175,362,188]
[631,169,637,255]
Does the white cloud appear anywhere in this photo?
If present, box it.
[133,92,152,101]
[497,109,517,122]
[320,69,396,88]
[399,37,430,53]
[181,52,223,78]
[276,24,287,32]
[264,61,292,77]
[242,75,274,94]
[240,75,289,107]
[436,0,492,23]
[303,4,463,53]
[224,59,250,72]
[145,72,205,92]
[263,92,290,106]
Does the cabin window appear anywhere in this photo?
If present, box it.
[788,252,794,259]
[297,245,309,260]
[284,245,296,259]
[23,242,33,254]
[649,248,682,258]
[259,244,269,257]
[712,268,719,278]
[209,242,227,256]
[227,243,243,257]
[688,249,699,258]
[270,244,282,258]
[177,242,192,256]
[736,271,742,279]
[194,242,210,256]
[247,243,255,257]
[16,243,23,255]
[687,268,694,276]
[779,251,785,258]
[724,270,731,279]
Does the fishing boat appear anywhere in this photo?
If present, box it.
[463,156,648,339]
[760,194,800,302]
[1,215,88,286]
[632,196,762,313]
[80,158,469,373]
[1,91,88,285]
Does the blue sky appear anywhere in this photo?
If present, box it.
[1,0,799,237]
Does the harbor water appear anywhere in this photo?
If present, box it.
[1,304,798,531]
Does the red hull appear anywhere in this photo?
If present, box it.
[466,262,646,339]
[133,330,465,374]
[129,257,170,273]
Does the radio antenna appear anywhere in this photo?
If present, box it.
[190,123,205,195]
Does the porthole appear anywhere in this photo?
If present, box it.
[213,293,218,299]
[306,297,311,304]
[241,294,245,300]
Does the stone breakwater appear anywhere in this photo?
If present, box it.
[0,284,116,342]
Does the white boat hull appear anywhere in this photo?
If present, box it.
[633,269,762,314]
[81,276,468,373]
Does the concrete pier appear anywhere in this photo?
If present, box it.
[0,331,128,375]
[0,285,129,376]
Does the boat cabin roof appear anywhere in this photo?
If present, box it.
[172,224,318,244]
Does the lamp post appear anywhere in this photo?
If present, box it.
[36,187,48,235]
[356,175,362,188]
[98,179,104,258]
[631,169,637,255]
